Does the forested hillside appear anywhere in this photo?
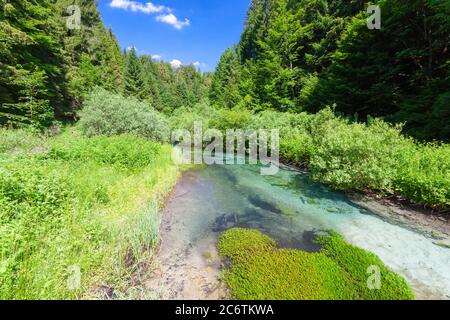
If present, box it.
[0,0,208,128]
[210,0,450,141]
[123,47,211,114]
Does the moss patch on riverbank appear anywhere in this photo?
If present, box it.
[218,228,415,300]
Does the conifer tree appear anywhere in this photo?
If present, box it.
[123,47,146,100]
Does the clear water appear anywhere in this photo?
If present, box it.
[162,156,450,299]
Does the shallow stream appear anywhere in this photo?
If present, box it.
[146,159,450,300]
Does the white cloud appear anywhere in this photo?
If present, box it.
[156,13,190,30]
[110,1,190,30]
[192,61,207,70]
[110,0,165,14]
[170,59,183,69]
[151,54,163,61]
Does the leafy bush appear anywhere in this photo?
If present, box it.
[79,88,170,142]
[170,101,217,132]
[0,162,73,299]
[248,108,449,208]
[218,228,414,300]
[209,108,253,131]
[280,132,315,165]
[48,132,161,170]
[0,162,70,222]
[310,119,408,193]
[395,143,450,207]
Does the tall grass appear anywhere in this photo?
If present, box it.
[0,128,179,299]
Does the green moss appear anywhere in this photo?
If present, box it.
[218,228,415,300]
[218,228,276,264]
[316,230,415,300]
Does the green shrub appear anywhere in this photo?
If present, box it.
[0,162,70,222]
[309,119,408,193]
[395,143,450,207]
[280,132,315,165]
[48,132,161,170]
[218,228,414,300]
[79,88,170,142]
[209,108,253,131]
[250,111,302,134]
[0,162,74,299]
[170,101,217,132]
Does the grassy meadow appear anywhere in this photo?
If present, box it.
[0,127,178,299]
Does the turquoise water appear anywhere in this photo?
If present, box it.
[164,157,450,299]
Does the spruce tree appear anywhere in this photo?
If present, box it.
[123,47,146,100]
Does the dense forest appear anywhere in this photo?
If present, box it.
[210,0,450,141]
[2,0,449,141]
[0,0,209,128]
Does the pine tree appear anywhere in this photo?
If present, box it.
[209,47,242,109]
[0,0,61,128]
[123,47,146,100]
[212,0,449,141]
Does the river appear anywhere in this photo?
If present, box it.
[145,158,450,300]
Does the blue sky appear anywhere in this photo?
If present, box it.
[98,0,250,72]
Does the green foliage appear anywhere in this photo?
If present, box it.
[54,0,124,107]
[280,133,315,165]
[0,162,71,221]
[310,119,409,193]
[140,58,210,113]
[218,228,414,300]
[0,161,76,299]
[0,128,44,157]
[213,0,450,141]
[209,47,243,109]
[169,101,217,132]
[209,108,253,131]
[79,88,170,142]
[0,0,57,128]
[395,143,450,207]
[0,128,179,299]
[251,108,449,208]
[48,133,162,170]
[0,0,124,126]
[318,0,450,141]
[123,47,146,100]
